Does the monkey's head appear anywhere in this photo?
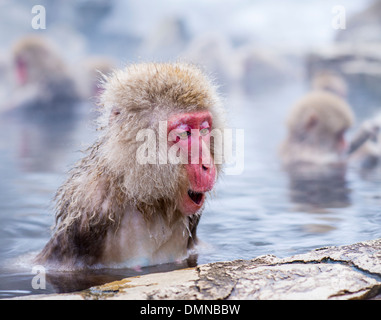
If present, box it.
[311,70,348,98]
[286,91,354,156]
[98,62,225,218]
[12,35,67,86]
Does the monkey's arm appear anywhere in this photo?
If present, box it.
[347,122,379,156]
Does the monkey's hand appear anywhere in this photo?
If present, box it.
[347,121,380,156]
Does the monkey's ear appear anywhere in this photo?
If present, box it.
[305,114,318,131]
[109,106,121,124]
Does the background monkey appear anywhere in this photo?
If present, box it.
[280,91,355,171]
[8,35,79,114]
[36,62,225,270]
[280,91,355,212]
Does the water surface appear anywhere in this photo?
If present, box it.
[1,84,380,298]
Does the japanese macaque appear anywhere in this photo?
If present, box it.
[8,35,79,113]
[35,62,225,270]
[281,91,354,212]
[280,91,355,171]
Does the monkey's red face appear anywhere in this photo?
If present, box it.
[167,111,216,216]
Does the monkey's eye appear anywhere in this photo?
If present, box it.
[178,131,191,140]
[200,128,210,136]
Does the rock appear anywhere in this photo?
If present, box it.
[7,239,381,300]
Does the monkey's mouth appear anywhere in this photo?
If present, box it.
[187,190,205,205]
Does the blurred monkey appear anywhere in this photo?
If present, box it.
[280,91,355,171]
[280,91,354,212]
[8,35,79,114]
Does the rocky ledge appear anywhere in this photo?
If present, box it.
[10,238,381,300]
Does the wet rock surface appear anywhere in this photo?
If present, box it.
[10,239,381,300]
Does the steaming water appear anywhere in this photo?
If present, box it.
[0,84,381,298]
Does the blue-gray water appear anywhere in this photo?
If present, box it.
[0,84,380,298]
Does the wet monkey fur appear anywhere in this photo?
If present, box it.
[36,62,225,270]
